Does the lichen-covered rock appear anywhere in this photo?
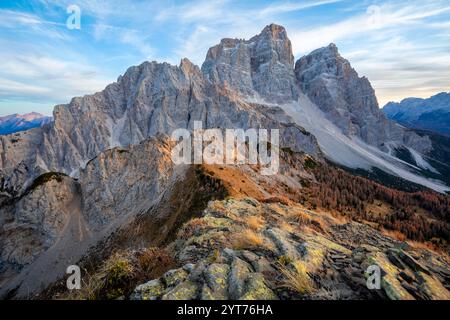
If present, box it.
[397,250,430,275]
[163,268,189,288]
[240,251,275,274]
[240,273,277,300]
[130,199,449,301]
[228,257,252,299]
[162,280,199,300]
[131,279,165,300]
[203,263,229,299]
[264,228,302,260]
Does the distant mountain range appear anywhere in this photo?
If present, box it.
[382,92,450,136]
[0,112,52,135]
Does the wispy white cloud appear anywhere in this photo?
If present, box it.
[0,8,68,39]
[259,0,343,16]
[0,48,110,103]
[93,24,154,59]
[283,1,450,105]
[290,2,450,54]
[156,0,230,22]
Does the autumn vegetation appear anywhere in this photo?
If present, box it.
[302,163,449,245]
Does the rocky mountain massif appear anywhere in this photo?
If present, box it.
[383,92,450,136]
[0,112,52,135]
[0,24,449,300]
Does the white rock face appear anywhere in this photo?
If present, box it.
[202,24,298,103]
[295,44,432,152]
[79,137,176,228]
[0,174,77,267]
[0,35,317,196]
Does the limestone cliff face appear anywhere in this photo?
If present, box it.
[0,27,317,196]
[0,137,179,297]
[295,43,431,152]
[0,24,440,197]
[0,174,78,267]
[79,137,176,228]
[202,24,298,103]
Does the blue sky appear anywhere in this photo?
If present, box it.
[0,0,449,116]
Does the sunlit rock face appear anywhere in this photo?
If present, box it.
[295,43,431,152]
[0,25,318,196]
[202,24,298,103]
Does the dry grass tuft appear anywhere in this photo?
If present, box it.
[279,220,295,233]
[137,247,176,280]
[177,218,208,240]
[381,228,407,242]
[287,209,311,224]
[261,196,291,205]
[233,229,265,249]
[279,260,315,295]
[246,215,265,231]
[64,248,175,300]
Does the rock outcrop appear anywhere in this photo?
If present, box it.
[0,137,178,297]
[1,25,445,197]
[130,197,450,300]
[0,37,317,196]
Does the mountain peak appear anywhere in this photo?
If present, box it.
[0,112,52,135]
[259,23,288,39]
[383,92,450,136]
[179,58,200,76]
[201,24,296,103]
[307,42,340,59]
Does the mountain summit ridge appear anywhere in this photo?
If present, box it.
[0,112,52,135]
[0,24,447,197]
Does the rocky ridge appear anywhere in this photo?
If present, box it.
[0,24,446,197]
[295,43,431,152]
[130,196,449,300]
[0,136,178,297]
